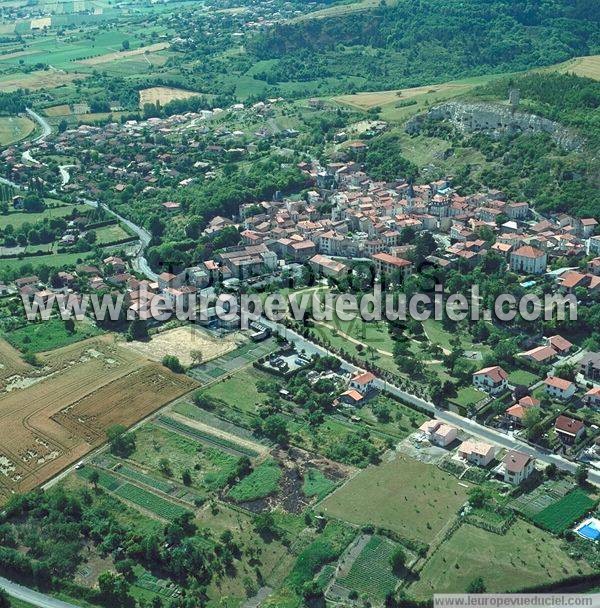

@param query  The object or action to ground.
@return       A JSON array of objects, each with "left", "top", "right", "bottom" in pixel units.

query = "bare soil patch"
[
  {"left": 138, "top": 86, "right": 202, "bottom": 108},
  {"left": 121, "top": 326, "right": 244, "bottom": 366}
]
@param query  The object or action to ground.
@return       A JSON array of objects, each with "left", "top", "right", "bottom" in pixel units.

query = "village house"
[
  {"left": 308, "top": 254, "right": 349, "bottom": 280},
  {"left": 580, "top": 353, "right": 600, "bottom": 382},
  {"left": 472, "top": 366, "right": 508, "bottom": 395},
  {"left": 418, "top": 420, "right": 457, "bottom": 447},
  {"left": 505, "top": 395, "right": 541, "bottom": 426},
  {"left": 458, "top": 440, "right": 495, "bottom": 467},
  {"left": 584, "top": 387, "right": 600, "bottom": 408},
  {"left": 518, "top": 345, "right": 557, "bottom": 365},
  {"left": 349, "top": 371, "right": 376, "bottom": 396},
  {"left": 509, "top": 246, "right": 547, "bottom": 275},
  {"left": 371, "top": 252, "right": 412, "bottom": 280},
  {"left": 337, "top": 389, "right": 365, "bottom": 406},
  {"left": 544, "top": 376, "right": 576, "bottom": 401},
  {"left": 546, "top": 335, "right": 573, "bottom": 356},
  {"left": 503, "top": 451, "right": 536, "bottom": 485},
  {"left": 216, "top": 244, "right": 278, "bottom": 280},
  {"left": 554, "top": 415, "right": 585, "bottom": 445}
]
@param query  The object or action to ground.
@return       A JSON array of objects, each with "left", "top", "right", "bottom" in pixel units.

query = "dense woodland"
[{"left": 247, "top": 0, "right": 600, "bottom": 92}]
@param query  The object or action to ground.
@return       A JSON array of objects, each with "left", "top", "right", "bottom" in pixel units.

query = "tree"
[
  {"left": 467, "top": 577, "right": 486, "bottom": 593},
  {"left": 0, "top": 589, "right": 10, "bottom": 608},
  {"left": 107, "top": 424, "right": 136, "bottom": 458},
  {"left": 182, "top": 469, "right": 192, "bottom": 486},
  {"left": 89, "top": 469, "right": 100, "bottom": 490},
  {"left": 261, "top": 414, "right": 289, "bottom": 445},
  {"left": 576, "top": 464, "right": 588, "bottom": 486},
  {"left": 162, "top": 355, "right": 184, "bottom": 373},
  {"left": 127, "top": 319, "right": 149, "bottom": 341},
  {"left": 190, "top": 349, "right": 203, "bottom": 367},
  {"left": 121, "top": 39, "right": 130, "bottom": 51},
  {"left": 390, "top": 547, "right": 406, "bottom": 574},
  {"left": 64, "top": 318, "right": 75, "bottom": 334},
  {"left": 545, "top": 463, "right": 557, "bottom": 479},
  {"left": 58, "top": 119, "right": 68, "bottom": 133}
]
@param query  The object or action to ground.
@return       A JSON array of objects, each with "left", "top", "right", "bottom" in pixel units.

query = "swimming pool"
[{"left": 575, "top": 518, "right": 600, "bottom": 541}]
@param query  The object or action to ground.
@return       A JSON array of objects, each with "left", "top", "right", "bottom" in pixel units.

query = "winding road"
[{"left": 0, "top": 577, "right": 80, "bottom": 608}]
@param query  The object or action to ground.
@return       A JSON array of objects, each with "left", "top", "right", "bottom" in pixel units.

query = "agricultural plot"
[
  {"left": 302, "top": 467, "right": 337, "bottom": 501},
  {"left": 158, "top": 412, "right": 263, "bottom": 457},
  {"left": 0, "top": 202, "right": 86, "bottom": 230},
  {"left": 0, "top": 338, "right": 197, "bottom": 501},
  {"left": 510, "top": 479, "right": 575, "bottom": 518},
  {"left": 126, "top": 423, "right": 240, "bottom": 494},
  {"left": 77, "top": 466, "right": 122, "bottom": 491},
  {"left": 0, "top": 115, "right": 35, "bottom": 145},
  {"left": 532, "top": 489, "right": 596, "bottom": 534},
  {"left": 227, "top": 459, "right": 282, "bottom": 503},
  {"left": 548, "top": 54, "right": 600, "bottom": 80},
  {"left": 94, "top": 223, "right": 133, "bottom": 245},
  {"left": 319, "top": 454, "right": 470, "bottom": 543},
  {"left": 0, "top": 337, "right": 31, "bottom": 388},
  {"left": 0, "top": 70, "right": 84, "bottom": 92},
  {"left": 336, "top": 535, "right": 400, "bottom": 602},
  {"left": 114, "top": 483, "right": 190, "bottom": 520},
  {"left": 78, "top": 42, "right": 169, "bottom": 66},
  {"left": 410, "top": 520, "right": 592, "bottom": 597}
]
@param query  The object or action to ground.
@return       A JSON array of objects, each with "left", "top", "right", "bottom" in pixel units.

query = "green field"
[
  {"left": 202, "top": 367, "right": 273, "bottom": 413},
  {"left": 508, "top": 368, "right": 542, "bottom": 387},
  {"left": 410, "top": 520, "right": 592, "bottom": 597},
  {"left": 77, "top": 466, "right": 123, "bottom": 491},
  {"left": 228, "top": 459, "right": 282, "bottom": 503},
  {"left": 114, "top": 483, "right": 190, "bottom": 520},
  {"left": 0, "top": 115, "right": 35, "bottom": 145},
  {"left": 0, "top": 251, "right": 92, "bottom": 273},
  {"left": 128, "top": 424, "right": 241, "bottom": 494},
  {"left": 532, "top": 489, "right": 596, "bottom": 534},
  {"left": 337, "top": 535, "right": 400, "bottom": 601},
  {"left": 94, "top": 223, "right": 133, "bottom": 244},
  {"left": 4, "top": 318, "right": 103, "bottom": 353},
  {"left": 319, "top": 454, "right": 470, "bottom": 543},
  {"left": 302, "top": 468, "right": 337, "bottom": 501},
  {"left": 0, "top": 202, "right": 85, "bottom": 229}
]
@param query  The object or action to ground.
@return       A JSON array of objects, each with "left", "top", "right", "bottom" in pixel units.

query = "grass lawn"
[
  {"left": 337, "top": 535, "right": 400, "bottom": 602},
  {"left": 318, "top": 454, "right": 470, "bottom": 543},
  {"left": 409, "top": 520, "right": 592, "bottom": 598},
  {"left": 94, "top": 223, "right": 133, "bottom": 244},
  {"left": 4, "top": 318, "right": 103, "bottom": 353},
  {"left": 0, "top": 251, "right": 92, "bottom": 273},
  {"left": 449, "top": 386, "right": 486, "bottom": 408},
  {"left": 202, "top": 367, "right": 273, "bottom": 414},
  {"left": 508, "top": 368, "right": 541, "bottom": 387},
  {"left": 228, "top": 458, "right": 282, "bottom": 503}
]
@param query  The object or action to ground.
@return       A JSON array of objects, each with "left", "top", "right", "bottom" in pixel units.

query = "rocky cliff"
[{"left": 405, "top": 101, "right": 583, "bottom": 151}]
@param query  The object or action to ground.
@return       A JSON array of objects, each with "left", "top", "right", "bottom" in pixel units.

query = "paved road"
[
  {"left": 0, "top": 576, "right": 81, "bottom": 608},
  {"left": 79, "top": 198, "right": 157, "bottom": 281},
  {"left": 261, "top": 317, "right": 600, "bottom": 486},
  {"left": 26, "top": 107, "right": 52, "bottom": 143}
]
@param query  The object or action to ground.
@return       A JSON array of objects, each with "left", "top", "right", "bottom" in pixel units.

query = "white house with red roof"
[
  {"left": 349, "top": 371, "right": 376, "bottom": 395},
  {"left": 418, "top": 420, "right": 457, "bottom": 447},
  {"left": 546, "top": 335, "right": 573, "bottom": 355},
  {"left": 505, "top": 395, "right": 540, "bottom": 426},
  {"left": 584, "top": 387, "right": 600, "bottom": 409},
  {"left": 473, "top": 366, "right": 508, "bottom": 395},
  {"left": 554, "top": 415, "right": 585, "bottom": 444},
  {"left": 509, "top": 245, "right": 547, "bottom": 275},
  {"left": 544, "top": 376, "right": 576, "bottom": 401},
  {"left": 458, "top": 440, "right": 495, "bottom": 466},
  {"left": 503, "top": 450, "right": 536, "bottom": 485}
]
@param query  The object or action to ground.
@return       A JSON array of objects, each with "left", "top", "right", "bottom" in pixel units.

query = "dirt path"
[{"left": 165, "top": 412, "right": 269, "bottom": 456}]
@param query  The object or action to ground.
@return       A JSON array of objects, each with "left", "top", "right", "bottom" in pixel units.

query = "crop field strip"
[
  {"left": 157, "top": 414, "right": 261, "bottom": 458},
  {"left": 531, "top": 489, "right": 597, "bottom": 533},
  {"left": 114, "top": 483, "right": 191, "bottom": 521}
]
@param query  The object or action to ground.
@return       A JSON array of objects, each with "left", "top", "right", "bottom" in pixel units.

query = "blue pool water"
[{"left": 577, "top": 523, "right": 600, "bottom": 541}]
